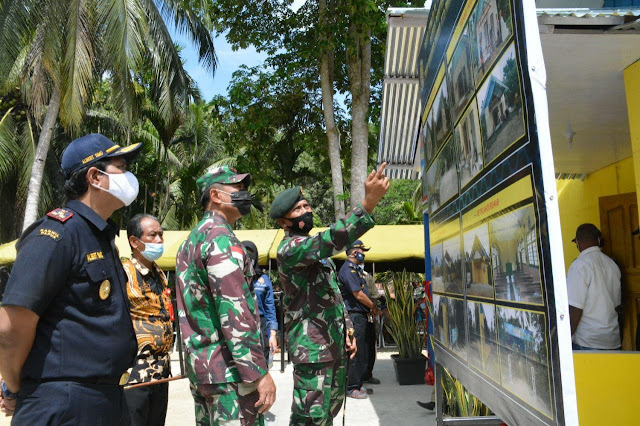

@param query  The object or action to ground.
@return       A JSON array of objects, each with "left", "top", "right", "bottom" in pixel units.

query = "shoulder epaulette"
[{"left": 46, "top": 208, "right": 74, "bottom": 223}]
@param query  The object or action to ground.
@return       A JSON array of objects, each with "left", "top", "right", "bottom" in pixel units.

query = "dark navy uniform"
[
  {"left": 338, "top": 259, "right": 371, "bottom": 392},
  {"left": 2, "top": 200, "right": 137, "bottom": 425}
]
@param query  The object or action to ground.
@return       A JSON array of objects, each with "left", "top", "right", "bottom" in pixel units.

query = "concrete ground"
[{"left": 0, "top": 348, "right": 437, "bottom": 426}]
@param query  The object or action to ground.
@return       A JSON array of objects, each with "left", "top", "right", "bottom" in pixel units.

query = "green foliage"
[
  {"left": 502, "top": 57, "right": 519, "bottom": 107},
  {"left": 372, "top": 179, "right": 422, "bottom": 224},
  {"left": 441, "top": 367, "right": 492, "bottom": 418},
  {"left": 378, "top": 269, "right": 423, "bottom": 359}
]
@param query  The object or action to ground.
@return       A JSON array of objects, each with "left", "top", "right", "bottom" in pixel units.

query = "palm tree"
[{"left": 0, "top": 0, "right": 217, "bottom": 230}]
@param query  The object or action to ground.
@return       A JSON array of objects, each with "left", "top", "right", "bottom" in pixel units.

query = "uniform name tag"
[
  {"left": 39, "top": 228, "right": 60, "bottom": 240},
  {"left": 86, "top": 251, "right": 104, "bottom": 262}
]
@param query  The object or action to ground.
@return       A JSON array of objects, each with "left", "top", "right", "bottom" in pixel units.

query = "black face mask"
[
  {"left": 288, "top": 211, "right": 314, "bottom": 234},
  {"left": 220, "top": 190, "right": 253, "bottom": 216}
]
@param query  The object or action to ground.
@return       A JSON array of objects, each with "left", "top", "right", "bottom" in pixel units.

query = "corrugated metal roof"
[
  {"left": 377, "top": 7, "right": 640, "bottom": 181},
  {"left": 537, "top": 8, "right": 640, "bottom": 18},
  {"left": 378, "top": 8, "right": 428, "bottom": 180}
]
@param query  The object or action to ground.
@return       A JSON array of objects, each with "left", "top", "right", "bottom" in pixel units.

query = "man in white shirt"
[{"left": 566, "top": 223, "right": 622, "bottom": 350}]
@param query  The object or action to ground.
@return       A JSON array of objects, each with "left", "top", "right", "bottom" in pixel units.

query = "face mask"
[
  {"left": 139, "top": 242, "right": 164, "bottom": 261},
  {"left": 355, "top": 252, "right": 365, "bottom": 263},
  {"left": 218, "top": 190, "right": 253, "bottom": 216},
  {"left": 358, "top": 263, "right": 365, "bottom": 270},
  {"left": 94, "top": 170, "right": 139, "bottom": 206},
  {"left": 288, "top": 211, "right": 313, "bottom": 234}
]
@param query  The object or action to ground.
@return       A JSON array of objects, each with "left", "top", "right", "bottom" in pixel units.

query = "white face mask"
[{"left": 93, "top": 170, "right": 139, "bottom": 206}]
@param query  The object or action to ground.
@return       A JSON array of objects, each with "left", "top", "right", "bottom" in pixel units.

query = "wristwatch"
[{"left": 1, "top": 380, "right": 19, "bottom": 399}]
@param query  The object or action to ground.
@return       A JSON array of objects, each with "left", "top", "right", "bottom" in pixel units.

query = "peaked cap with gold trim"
[{"left": 61, "top": 133, "right": 142, "bottom": 175}]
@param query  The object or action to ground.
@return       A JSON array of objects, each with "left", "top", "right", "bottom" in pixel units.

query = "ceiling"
[{"left": 542, "top": 32, "right": 640, "bottom": 174}]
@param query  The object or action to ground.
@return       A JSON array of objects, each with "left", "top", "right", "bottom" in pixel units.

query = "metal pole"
[{"left": 436, "top": 362, "right": 444, "bottom": 426}]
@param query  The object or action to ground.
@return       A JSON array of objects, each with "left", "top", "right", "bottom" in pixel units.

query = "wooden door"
[{"left": 599, "top": 192, "right": 640, "bottom": 350}]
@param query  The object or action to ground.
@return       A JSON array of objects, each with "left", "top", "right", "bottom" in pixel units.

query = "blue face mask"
[
  {"left": 358, "top": 264, "right": 365, "bottom": 270},
  {"left": 140, "top": 242, "right": 164, "bottom": 261},
  {"left": 355, "top": 252, "right": 365, "bottom": 263}
]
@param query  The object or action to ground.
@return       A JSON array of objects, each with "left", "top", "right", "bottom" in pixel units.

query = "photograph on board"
[
  {"left": 424, "top": 135, "right": 458, "bottom": 212},
  {"left": 431, "top": 243, "right": 445, "bottom": 293},
  {"left": 443, "top": 234, "right": 463, "bottom": 294},
  {"left": 432, "top": 76, "right": 453, "bottom": 152},
  {"left": 446, "top": 297, "right": 468, "bottom": 360},
  {"left": 432, "top": 293, "right": 444, "bottom": 344},
  {"left": 424, "top": 157, "right": 440, "bottom": 213},
  {"left": 468, "top": 301, "right": 500, "bottom": 382},
  {"left": 448, "top": 23, "right": 476, "bottom": 123},
  {"left": 488, "top": 204, "right": 543, "bottom": 304},
  {"left": 469, "top": 0, "right": 514, "bottom": 83},
  {"left": 497, "top": 306, "right": 553, "bottom": 419},
  {"left": 424, "top": 110, "right": 436, "bottom": 163},
  {"left": 477, "top": 42, "right": 525, "bottom": 166},
  {"left": 456, "top": 98, "right": 483, "bottom": 189},
  {"left": 463, "top": 223, "right": 494, "bottom": 298}
]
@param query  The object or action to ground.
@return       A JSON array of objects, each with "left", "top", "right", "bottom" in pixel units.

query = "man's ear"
[
  {"left": 129, "top": 235, "right": 143, "bottom": 252},
  {"left": 209, "top": 187, "right": 222, "bottom": 204},
  {"left": 86, "top": 166, "right": 102, "bottom": 187}
]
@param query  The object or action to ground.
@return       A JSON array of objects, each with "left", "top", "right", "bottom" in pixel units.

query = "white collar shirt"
[{"left": 566, "top": 246, "right": 621, "bottom": 349}]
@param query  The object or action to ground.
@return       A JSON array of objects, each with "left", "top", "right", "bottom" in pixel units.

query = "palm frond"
[{"left": 59, "top": 0, "right": 96, "bottom": 130}]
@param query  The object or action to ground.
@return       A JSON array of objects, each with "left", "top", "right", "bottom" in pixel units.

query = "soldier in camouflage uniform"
[
  {"left": 270, "top": 163, "right": 389, "bottom": 425},
  {"left": 175, "top": 166, "right": 276, "bottom": 426}
]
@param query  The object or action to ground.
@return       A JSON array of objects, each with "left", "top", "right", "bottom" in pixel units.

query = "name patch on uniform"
[
  {"left": 39, "top": 228, "right": 61, "bottom": 241},
  {"left": 86, "top": 251, "right": 104, "bottom": 262}
]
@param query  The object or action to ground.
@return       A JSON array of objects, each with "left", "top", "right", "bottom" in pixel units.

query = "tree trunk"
[
  {"left": 22, "top": 87, "right": 62, "bottom": 231},
  {"left": 348, "top": 19, "right": 372, "bottom": 209},
  {"left": 319, "top": 0, "right": 345, "bottom": 219}
]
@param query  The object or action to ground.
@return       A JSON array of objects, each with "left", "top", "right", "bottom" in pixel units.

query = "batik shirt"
[
  {"left": 175, "top": 211, "right": 267, "bottom": 384},
  {"left": 122, "top": 257, "right": 174, "bottom": 384},
  {"left": 276, "top": 205, "right": 375, "bottom": 364}
]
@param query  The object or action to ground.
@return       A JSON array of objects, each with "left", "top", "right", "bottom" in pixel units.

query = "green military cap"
[
  {"left": 270, "top": 186, "right": 306, "bottom": 219},
  {"left": 197, "top": 165, "right": 251, "bottom": 198}
]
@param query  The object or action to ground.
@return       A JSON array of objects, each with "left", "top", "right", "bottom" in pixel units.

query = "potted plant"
[{"left": 381, "top": 269, "right": 427, "bottom": 385}]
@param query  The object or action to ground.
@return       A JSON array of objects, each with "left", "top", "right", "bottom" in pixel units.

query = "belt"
[
  {"left": 348, "top": 311, "right": 368, "bottom": 315},
  {"left": 26, "top": 372, "right": 129, "bottom": 386}
]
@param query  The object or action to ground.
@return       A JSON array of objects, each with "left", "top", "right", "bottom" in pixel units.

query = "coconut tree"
[{"left": 0, "top": 0, "right": 217, "bottom": 230}]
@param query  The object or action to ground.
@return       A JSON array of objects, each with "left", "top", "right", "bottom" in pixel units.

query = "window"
[{"left": 526, "top": 231, "right": 539, "bottom": 266}]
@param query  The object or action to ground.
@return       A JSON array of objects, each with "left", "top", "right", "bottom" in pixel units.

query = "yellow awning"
[
  {"left": 267, "top": 224, "right": 425, "bottom": 262},
  {"left": 0, "top": 225, "right": 424, "bottom": 269}
]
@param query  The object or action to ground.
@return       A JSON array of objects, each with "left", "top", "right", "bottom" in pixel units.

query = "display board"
[{"left": 419, "top": 1, "right": 578, "bottom": 425}]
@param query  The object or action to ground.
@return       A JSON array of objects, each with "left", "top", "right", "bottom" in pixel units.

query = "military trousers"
[
  {"left": 290, "top": 358, "right": 346, "bottom": 426},
  {"left": 190, "top": 381, "right": 263, "bottom": 426}
]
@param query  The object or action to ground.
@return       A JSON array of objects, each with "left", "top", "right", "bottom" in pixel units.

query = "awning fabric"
[{"left": 0, "top": 225, "right": 424, "bottom": 270}]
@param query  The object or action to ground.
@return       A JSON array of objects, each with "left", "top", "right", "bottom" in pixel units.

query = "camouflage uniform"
[
  {"left": 276, "top": 205, "right": 375, "bottom": 425},
  {"left": 176, "top": 211, "right": 267, "bottom": 426}
]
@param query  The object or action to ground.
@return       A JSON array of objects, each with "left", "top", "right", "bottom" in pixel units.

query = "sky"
[{"left": 171, "top": 0, "right": 306, "bottom": 101}]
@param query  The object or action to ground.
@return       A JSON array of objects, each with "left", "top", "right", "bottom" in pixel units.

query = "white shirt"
[{"left": 566, "top": 246, "right": 621, "bottom": 349}]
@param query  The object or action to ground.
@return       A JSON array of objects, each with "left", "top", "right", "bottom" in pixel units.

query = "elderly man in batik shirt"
[{"left": 122, "top": 214, "right": 174, "bottom": 426}]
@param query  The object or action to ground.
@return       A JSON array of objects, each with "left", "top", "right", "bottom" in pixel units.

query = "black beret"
[{"left": 270, "top": 186, "right": 305, "bottom": 220}]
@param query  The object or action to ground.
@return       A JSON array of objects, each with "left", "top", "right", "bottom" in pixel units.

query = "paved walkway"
[{"left": 1, "top": 349, "right": 437, "bottom": 425}]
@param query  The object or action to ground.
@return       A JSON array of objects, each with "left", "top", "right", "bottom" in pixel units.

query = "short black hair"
[
  {"left": 127, "top": 214, "right": 160, "bottom": 247},
  {"left": 63, "top": 159, "right": 110, "bottom": 200}
]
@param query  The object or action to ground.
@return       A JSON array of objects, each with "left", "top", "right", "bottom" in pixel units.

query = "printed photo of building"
[
  {"left": 464, "top": 223, "right": 493, "bottom": 298},
  {"left": 448, "top": 25, "right": 476, "bottom": 122},
  {"left": 497, "top": 306, "right": 552, "bottom": 419},
  {"left": 431, "top": 242, "right": 444, "bottom": 293},
  {"left": 469, "top": 0, "right": 513, "bottom": 82},
  {"left": 488, "top": 204, "right": 543, "bottom": 304},
  {"left": 456, "top": 98, "right": 484, "bottom": 188},
  {"left": 477, "top": 43, "right": 525, "bottom": 166},
  {"left": 468, "top": 301, "right": 500, "bottom": 382},
  {"left": 443, "top": 234, "right": 463, "bottom": 294},
  {"left": 432, "top": 76, "right": 453, "bottom": 151}
]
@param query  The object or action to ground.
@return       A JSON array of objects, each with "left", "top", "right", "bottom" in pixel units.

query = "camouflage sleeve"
[
  {"left": 278, "top": 205, "right": 374, "bottom": 268},
  {"left": 206, "top": 236, "right": 267, "bottom": 382}
]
